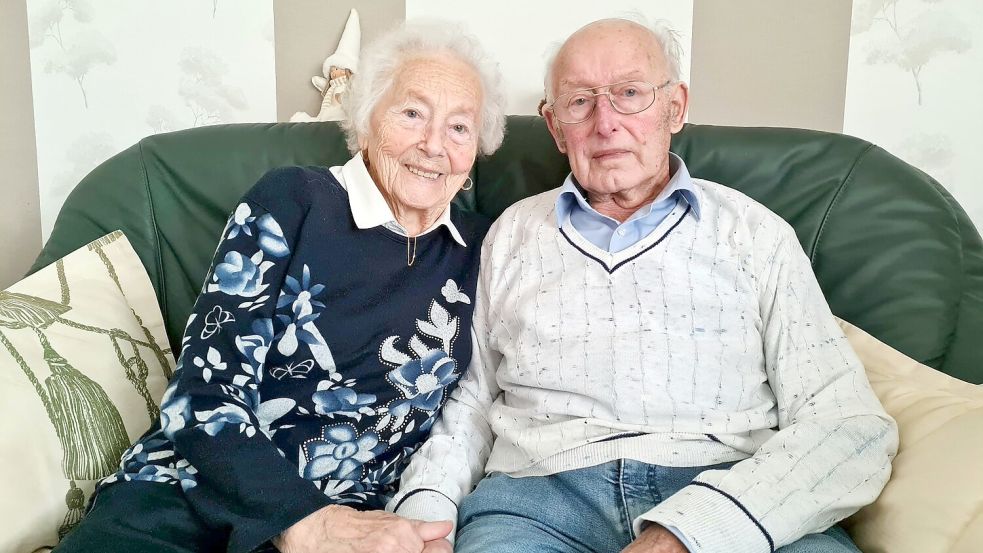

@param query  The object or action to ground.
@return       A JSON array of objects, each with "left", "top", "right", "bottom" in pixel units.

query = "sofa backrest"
[{"left": 32, "top": 117, "right": 983, "bottom": 383}]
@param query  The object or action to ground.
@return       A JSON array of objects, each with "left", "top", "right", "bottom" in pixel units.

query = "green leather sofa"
[{"left": 31, "top": 116, "right": 983, "bottom": 384}]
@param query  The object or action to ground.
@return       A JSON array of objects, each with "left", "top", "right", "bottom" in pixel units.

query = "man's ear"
[
  {"left": 544, "top": 108, "right": 567, "bottom": 153},
  {"left": 668, "top": 81, "right": 690, "bottom": 133}
]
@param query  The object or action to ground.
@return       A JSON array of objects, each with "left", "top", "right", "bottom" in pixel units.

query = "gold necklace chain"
[{"left": 406, "top": 234, "right": 417, "bottom": 267}]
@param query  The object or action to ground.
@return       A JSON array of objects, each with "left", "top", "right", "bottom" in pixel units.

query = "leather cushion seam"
[
  {"left": 809, "top": 142, "right": 874, "bottom": 264},
  {"left": 137, "top": 139, "right": 167, "bottom": 329}
]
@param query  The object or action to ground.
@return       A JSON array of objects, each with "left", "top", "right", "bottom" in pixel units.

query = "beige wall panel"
[
  {"left": 274, "top": 0, "right": 405, "bottom": 122},
  {"left": 0, "top": 0, "right": 42, "bottom": 288},
  {"left": 688, "top": 0, "right": 853, "bottom": 132}
]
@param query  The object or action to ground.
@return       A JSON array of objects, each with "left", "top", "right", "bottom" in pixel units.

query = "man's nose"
[{"left": 592, "top": 94, "right": 620, "bottom": 136}]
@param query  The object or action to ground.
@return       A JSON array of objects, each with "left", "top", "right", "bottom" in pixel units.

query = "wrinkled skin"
[
  {"left": 274, "top": 504, "right": 453, "bottom": 553},
  {"left": 544, "top": 19, "right": 689, "bottom": 223},
  {"left": 360, "top": 53, "right": 482, "bottom": 235}
]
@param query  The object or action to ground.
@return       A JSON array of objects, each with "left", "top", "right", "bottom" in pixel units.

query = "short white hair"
[
  {"left": 543, "top": 17, "right": 685, "bottom": 100},
  {"left": 341, "top": 21, "right": 507, "bottom": 156}
]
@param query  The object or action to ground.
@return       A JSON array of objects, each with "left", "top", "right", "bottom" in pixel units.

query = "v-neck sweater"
[{"left": 393, "top": 179, "right": 897, "bottom": 553}]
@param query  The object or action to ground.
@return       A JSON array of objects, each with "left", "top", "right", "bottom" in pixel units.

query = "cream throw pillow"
[
  {"left": 838, "top": 318, "right": 983, "bottom": 553},
  {"left": 0, "top": 232, "right": 174, "bottom": 552}
]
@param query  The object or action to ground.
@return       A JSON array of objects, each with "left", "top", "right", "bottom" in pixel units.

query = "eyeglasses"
[{"left": 543, "top": 80, "right": 674, "bottom": 124}]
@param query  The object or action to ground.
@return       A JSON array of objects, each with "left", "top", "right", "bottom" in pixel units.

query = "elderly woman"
[{"left": 55, "top": 22, "right": 506, "bottom": 553}]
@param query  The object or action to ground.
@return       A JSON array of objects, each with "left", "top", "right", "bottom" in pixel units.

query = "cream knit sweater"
[{"left": 391, "top": 179, "right": 898, "bottom": 552}]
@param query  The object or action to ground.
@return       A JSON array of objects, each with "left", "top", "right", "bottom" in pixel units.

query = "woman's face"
[{"left": 360, "top": 54, "right": 482, "bottom": 228}]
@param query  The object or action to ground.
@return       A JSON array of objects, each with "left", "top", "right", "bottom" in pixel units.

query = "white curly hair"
[{"left": 340, "top": 21, "right": 507, "bottom": 157}]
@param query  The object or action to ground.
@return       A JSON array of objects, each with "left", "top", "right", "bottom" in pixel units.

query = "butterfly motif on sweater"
[
  {"left": 200, "top": 305, "right": 235, "bottom": 339},
  {"left": 270, "top": 359, "right": 315, "bottom": 380},
  {"left": 440, "top": 279, "right": 471, "bottom": 305}
]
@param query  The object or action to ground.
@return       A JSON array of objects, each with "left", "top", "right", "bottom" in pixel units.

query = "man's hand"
[
  {"left": 273, "top": 504, "right": 453, "bottom": 553},
  {"left": 421, "top": 538, "right": 453, "bottom": 553},
  {"left": 621, "top": 524, "right": 689, "bottom": 553}
]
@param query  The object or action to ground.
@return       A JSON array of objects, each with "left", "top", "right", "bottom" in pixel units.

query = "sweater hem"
[{"left": 489, "top": 434, "right": 750, "bottom": 478}]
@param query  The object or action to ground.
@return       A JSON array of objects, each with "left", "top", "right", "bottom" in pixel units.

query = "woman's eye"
[
  {"left": 623, "top": 87, "right": 638, "bottom": 97},
  {"left": 404, "top": 109, "right": 419, "bottom": 118},
  {"left": 452, "top": 124, "right": 469, "bottom": 134}
]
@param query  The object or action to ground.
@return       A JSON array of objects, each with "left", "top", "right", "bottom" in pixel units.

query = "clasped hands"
[
  {"left": 274, "top": 504, "right": 452, "bottom": 553},
  {"left": 274, "top": 504, "right": 685, "bottom": 553}
]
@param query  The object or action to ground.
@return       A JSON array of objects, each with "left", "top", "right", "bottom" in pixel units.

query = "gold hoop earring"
[{"left": 461, "top": 177, "right": 474, "bottom": 191}]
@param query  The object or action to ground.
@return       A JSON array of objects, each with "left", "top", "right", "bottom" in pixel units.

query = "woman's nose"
[{"left": 419, "top": 124, "right": 445, "bottom": 157}]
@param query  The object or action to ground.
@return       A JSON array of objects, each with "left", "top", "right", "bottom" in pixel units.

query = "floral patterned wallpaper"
[
  {"left": 845, "top": 0, "right": 982, "bottom": 229},
  {"left": 27, "top": 0, "right": 276, "bottom": 239}
]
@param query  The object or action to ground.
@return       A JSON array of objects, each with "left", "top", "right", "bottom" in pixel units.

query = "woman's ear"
[{"left": 358, "top": 140, "right": 369, "bottom": 165}]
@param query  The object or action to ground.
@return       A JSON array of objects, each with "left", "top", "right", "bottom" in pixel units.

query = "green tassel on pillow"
[
  {"left": 0, "top": 291, "right": 70, "bottom": 327},
  {"left": 58, "top": 480, "right": 86, "bottom": 540},
  {"left": 36, "top": 329, "right": 129, "bottom": 479}
]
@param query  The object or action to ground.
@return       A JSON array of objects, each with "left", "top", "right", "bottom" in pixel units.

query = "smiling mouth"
[{"left": 406, "top": 165, "right": 441, "bottom": 180}]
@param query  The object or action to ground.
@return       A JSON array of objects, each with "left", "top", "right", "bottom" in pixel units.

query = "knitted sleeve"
[
  {"left": 159, "top": 170, "right": 333, "bottom": 553},
  {"left": 637, "top": 225, "right": 899, "bottom": 553},
  {"left": 386, "top": 236, "right": 503, "bottom": 542}
]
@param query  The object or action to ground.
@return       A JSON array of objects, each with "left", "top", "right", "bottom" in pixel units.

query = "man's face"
[{"left": 545, "top": 22, "right": 689, "bottom": 197}]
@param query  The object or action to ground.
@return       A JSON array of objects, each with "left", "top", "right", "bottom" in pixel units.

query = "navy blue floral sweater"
[{"left": 97, "top": 166, "right": 487, "bottom": 552}]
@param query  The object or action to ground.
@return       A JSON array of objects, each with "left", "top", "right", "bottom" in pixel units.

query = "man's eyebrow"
[{"left": 558, "top": 71, "right": 649, "bottom": 90}]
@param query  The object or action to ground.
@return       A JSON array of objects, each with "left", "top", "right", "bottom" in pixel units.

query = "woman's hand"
[{"left": 273, "top": 504, "right": 453, "bottom": 553}]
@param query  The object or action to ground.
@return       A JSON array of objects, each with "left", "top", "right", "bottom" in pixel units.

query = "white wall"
[
  {"left": 406, "top": 0, "right": 693, "bottom": 116},
  {"left": 845, "top": 0, "right": 983, "bottom": 227},
  {"left": 27, "top": 0, "right": 277, "bottom": 239}
]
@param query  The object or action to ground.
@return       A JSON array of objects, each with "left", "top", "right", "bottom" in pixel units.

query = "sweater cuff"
[
  {"left": 663, "top": 524, "right": 697, "bottom": 552},
  {"left": 635, "top": 482, "right": 774, "bottom": 553},
  {"left": 392, "top": 489, "right": 459, "bottom": 543},
  {"left": 227, "top": 483, "right": 332, "bottom": 553}
]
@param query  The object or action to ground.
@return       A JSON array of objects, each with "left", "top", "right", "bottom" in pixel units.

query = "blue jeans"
[{"left": 456, "top": 460, "right": 860, "bottom": 553}]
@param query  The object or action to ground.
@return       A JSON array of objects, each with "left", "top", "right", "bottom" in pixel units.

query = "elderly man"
[{"left": 389, "top": 18, "right": 898, "bottom": 553}]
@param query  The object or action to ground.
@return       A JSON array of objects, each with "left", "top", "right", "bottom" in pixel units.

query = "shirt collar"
[
  {"left": 331, "top": 151, "right": 467, "bottom": 246},
  {"left": 554, "top": 151, "right": 702, "bottom": 227}
]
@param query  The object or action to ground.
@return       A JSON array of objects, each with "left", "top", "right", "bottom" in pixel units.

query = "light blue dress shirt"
[{"left": 554, "top": 152, "right": 701, "bottom": 252}]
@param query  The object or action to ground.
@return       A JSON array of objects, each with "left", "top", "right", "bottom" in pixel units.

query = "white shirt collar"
[{"left": 328, "top": 151, "right": 467, "bottom": 247}]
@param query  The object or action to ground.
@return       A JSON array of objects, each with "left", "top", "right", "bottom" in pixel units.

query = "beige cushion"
[
  {"left": 838, "top": 318, "right": 983, "bottom": 553},
  {"left": 0, "top": 232, "right": 174, "bottom": 552}
]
